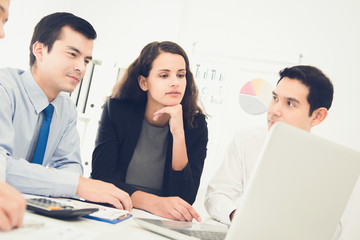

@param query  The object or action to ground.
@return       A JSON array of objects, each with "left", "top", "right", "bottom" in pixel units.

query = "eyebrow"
[
  {"left": 272, "top": 91, "right": 300, "bottom": 104},
  {"left": 287, "top": 97, "right": 300, "bottom": 104},
  {"left": 156, "top": 69, "right": 186, "bottom": 72},
  {"left": 67, "top": 46, "right": 92, "bottom": 60}
]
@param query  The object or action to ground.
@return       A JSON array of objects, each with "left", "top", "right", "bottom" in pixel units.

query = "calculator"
[{"left": 26, "top": 198, "right": 99, "bottom": 219}]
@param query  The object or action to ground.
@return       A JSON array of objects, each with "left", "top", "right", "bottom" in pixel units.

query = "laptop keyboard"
[{"left": 174, "top": 229, "right": 226, "bottom": 240}]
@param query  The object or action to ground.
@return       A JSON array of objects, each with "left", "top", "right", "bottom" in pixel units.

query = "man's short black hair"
[
  {"left": 29, "top": 12, "right": 97, "bottom": 67},
  {"left": 277, "top": 65, "right": 334, "bottom": 116}
]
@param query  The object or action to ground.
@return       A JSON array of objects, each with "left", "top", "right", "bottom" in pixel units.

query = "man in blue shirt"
[
  {"left": 0, "top": 0, "right": 26, "bottom": 231},
  {"left": 0, "top": 12, "right": 132, "bottom": 211}
]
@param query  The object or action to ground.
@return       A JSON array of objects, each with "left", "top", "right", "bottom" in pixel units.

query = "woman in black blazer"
[{"left": 91, "top": 41, "right": 208, "bottom": 222}]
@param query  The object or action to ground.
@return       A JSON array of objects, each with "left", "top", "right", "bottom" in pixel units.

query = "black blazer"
[{"left": 91, "top": 98, "right": 208, "bottom": 204}]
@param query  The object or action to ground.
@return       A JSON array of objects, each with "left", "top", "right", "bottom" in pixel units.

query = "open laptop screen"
[{"left": 226, "top": 122, "right": 360, "bottom": 240}]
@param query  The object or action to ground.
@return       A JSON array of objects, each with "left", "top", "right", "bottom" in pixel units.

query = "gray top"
[{"left": 125, "top": 119, "right": 169, "bottom": 195}]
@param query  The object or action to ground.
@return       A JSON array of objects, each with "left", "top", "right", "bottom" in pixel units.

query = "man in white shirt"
[{"left": 205, "top": 65, "right": 334, "bottom": 224}]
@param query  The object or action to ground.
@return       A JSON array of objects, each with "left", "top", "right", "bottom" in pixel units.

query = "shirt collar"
[{"left": 21, "top": 69, "right": 59, "bottom": 117}]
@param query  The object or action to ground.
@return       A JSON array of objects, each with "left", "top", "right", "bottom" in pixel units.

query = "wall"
[
  {"left": 0, "top": 0, "right": 184, "bottom": 68},
  {"left": 178, "top": 0, "right": 360, "bottom": 188}
]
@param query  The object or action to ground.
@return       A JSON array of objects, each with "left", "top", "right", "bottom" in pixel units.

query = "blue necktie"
[{"left": 32, "top": 104, "right": 54, "bottom": 165}]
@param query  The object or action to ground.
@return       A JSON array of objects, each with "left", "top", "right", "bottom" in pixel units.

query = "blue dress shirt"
[
  {"left": 0, "top": 152, "right": 5, "bottom": 181},
  {"left": 0, "top": 68, "right": 83, "bottom": 197}
]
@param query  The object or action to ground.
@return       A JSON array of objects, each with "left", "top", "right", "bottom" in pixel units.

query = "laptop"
[
  {"left": 135, "top": 122, "right": 360, "bottom": 240},
  {"left": 134, "top": 218, "right": 228, "bottom": 240}
]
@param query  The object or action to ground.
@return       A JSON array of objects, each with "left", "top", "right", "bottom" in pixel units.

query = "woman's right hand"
[{"left": 131, "top": 191, "right": 201, "bottom": 222}]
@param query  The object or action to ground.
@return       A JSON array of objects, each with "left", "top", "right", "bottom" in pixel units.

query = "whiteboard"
[{"left": 191, "top": 52, "right": 298, "bottom": 188}]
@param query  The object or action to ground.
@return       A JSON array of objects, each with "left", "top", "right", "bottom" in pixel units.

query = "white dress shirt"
[{"left": 204, "top": 126, "right": 267, "bottom": 224}]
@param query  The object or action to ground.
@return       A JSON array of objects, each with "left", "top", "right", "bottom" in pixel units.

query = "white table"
[
  {"left": 0, "top": 188, "right": 219, "bottom": 240},
  {"left": 1, "top": 208, "right": 178, "bottom": 240}
]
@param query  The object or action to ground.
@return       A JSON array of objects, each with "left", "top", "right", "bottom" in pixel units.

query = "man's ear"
[
  {"left": 138, "top": 75, "right": 148, "bottom": 91},
  {"left": 310, "top": 107, "right": 328, "bottom": 127},
  {"left": 32, "top": 41, "right": 45, "bottom": 63}
]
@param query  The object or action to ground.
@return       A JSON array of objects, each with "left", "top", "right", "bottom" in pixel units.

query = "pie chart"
[{"left": 239, "top": 79, "right": 273, "bottom": 115}]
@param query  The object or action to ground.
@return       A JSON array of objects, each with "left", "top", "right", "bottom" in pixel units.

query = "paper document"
[{"left": 52, "top": 198, "right": 132, "bottom": 224}]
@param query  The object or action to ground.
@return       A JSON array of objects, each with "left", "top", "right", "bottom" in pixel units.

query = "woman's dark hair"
[{"left": 112, "top": 41, "right": 205, "bottom": 127}]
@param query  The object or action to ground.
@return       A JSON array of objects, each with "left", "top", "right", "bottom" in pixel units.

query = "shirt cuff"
[
  {"left": 205, "top": 195, "right": 237, "bottom": 225},
  {"left": 52, "top": 170, "right": 80, "bottom": 197},
  {"left": 219, "top": 203, "right": 237, "bottom": 225}
]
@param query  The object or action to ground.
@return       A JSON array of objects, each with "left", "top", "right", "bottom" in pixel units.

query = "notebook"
[{"left": 135, "top": 122, "right": 360, "bottom": 240}]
